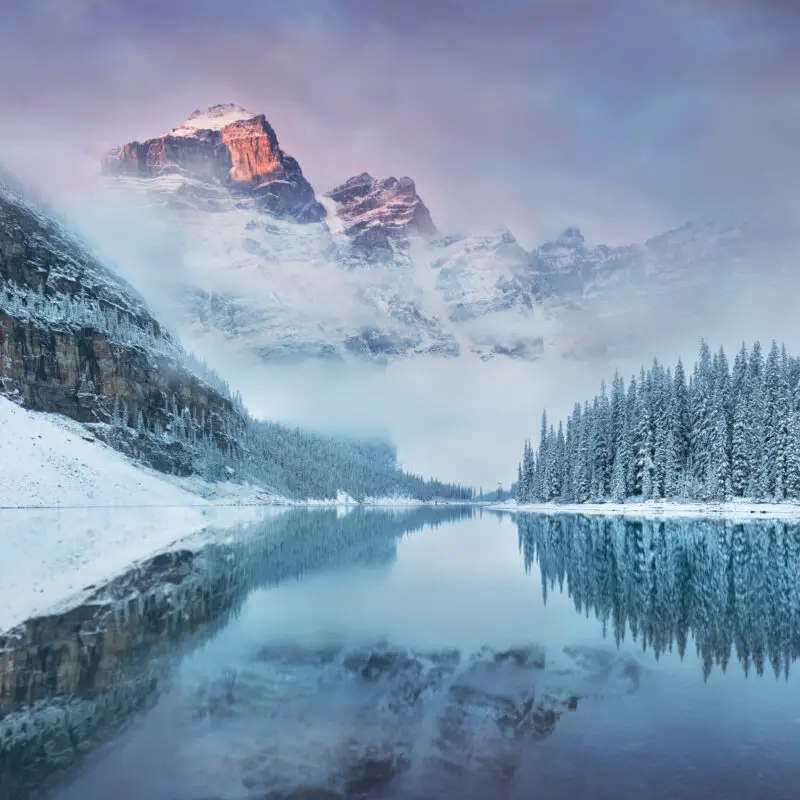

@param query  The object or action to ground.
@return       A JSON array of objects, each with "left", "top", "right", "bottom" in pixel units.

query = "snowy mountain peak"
[
  {"left": 169, "top": 103, "right": 258, "bottom": 137},
  {"left": 535, "top": 227, "right": 596, "bottom": 270}
]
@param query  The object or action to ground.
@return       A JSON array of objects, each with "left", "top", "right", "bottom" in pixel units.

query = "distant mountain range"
[{"left": 99, "top": 103, "right": 798, "bottom": 365}]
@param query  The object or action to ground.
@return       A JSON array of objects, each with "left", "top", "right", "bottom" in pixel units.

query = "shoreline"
[
  {"left": 488, "top": 500, "right": 800, "bottom": 520},
  {"left": 0, "top": 500, "right": 475, "bottom": 635}
]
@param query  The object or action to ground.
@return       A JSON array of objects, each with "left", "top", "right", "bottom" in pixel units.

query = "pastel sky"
[{"left": 1, "top": 0, "right": 798, "bottom": 246}]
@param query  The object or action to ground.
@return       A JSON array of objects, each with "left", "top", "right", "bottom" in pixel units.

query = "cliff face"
[
  {"left": 102, "top": 104, "right": 325, "bottom": 223},
  {"left": 0, "top": 313, "right": 237, "bottom": 473},
  {"left": 104, "top": 136, "right": 232, "bottom": 182},
  {"left": 0, "top": 180, "right": 237, "bottom": 474}
]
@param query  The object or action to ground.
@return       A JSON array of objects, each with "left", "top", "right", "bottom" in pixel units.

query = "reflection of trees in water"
[
  {"left": 516, "top": 514, "right": 800, "bottom": 680},
  {"left": 0, "top": 505, "right": 472, "bottom": 799}
]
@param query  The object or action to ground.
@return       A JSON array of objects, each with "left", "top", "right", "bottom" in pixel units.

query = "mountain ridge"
[{"left": 96, "top": 103, "right": 797, "bottom": 367}]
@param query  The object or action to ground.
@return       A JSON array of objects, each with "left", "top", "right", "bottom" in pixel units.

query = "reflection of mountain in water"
[
  {"left": 515, "top": 514, "right": 800, "bottom": 680},
  {"left": 0, "top": 506, "right": 471, "bottom": 799},
  {"left": 217, "top": 640, "right": 640, "bottom": 799}
]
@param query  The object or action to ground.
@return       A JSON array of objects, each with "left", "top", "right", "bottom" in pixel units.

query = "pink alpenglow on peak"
[{"left": 102, "top": 104, "right": 325, "bottom": 223}]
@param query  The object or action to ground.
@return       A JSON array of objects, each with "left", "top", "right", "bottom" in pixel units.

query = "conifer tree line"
[
  {"left": 516, "top": 340, "right": 800, "bottom": 504},
  {"left": 107, "top": 390, "right": 473, "bottom": 501}
]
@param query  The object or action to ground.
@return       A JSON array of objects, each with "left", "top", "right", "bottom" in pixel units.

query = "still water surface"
[{"left": 2, "top": 507, "right": 799, "bottom": 799}]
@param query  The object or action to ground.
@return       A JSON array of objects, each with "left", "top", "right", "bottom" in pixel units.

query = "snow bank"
[
  {"left": 0, "top": 505, "right": 288, "bottom": 634},
  {"left": 0, "top": 397, "right": 206, "bottom": 509},
  {"left": 492, "top": 499, "right": 800, "bottom": 520}
]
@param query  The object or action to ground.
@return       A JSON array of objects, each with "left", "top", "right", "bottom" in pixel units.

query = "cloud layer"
[{"left": 2, "top": 0, "right": 798, "bottom": 246}]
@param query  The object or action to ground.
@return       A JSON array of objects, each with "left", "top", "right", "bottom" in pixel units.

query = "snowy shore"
[
  {"left": 0, "top": 397, "right": 462, "bottom": 633},
  {"left": 0, "top": 398, "right": 463, "bottom": 511},
  {"left": 489, "top": 499, "right": 800, "bottom": 520}
]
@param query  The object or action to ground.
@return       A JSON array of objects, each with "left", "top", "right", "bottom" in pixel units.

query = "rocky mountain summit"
[
  {"left": 102, "top": 104, "right": 324, "bottom": 223},
  {"left": 98, "top": 104, "right": 580, "bottom": 363}
]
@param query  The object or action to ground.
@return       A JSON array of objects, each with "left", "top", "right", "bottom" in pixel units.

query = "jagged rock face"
[
  {"left": 103, "top": 105, "right": 325, "bottom": 223},
  {"left": 220, "top": 115, "right": 282, "bottom": 182},
  {"left": 326, "top": 172, "right": 438, "bottom": 260},
  {"left": 0, "top": 312, "right": 230, "bottom": 472},
  {"left": 101, "top": 135, "right": 232, "bottom": 182}
]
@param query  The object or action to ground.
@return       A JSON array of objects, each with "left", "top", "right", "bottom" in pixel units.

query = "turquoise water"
[{"left": 3, "top": 508, "right": 799, "bottom": 798}]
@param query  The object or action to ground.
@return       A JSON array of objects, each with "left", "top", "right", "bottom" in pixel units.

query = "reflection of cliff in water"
[
  {"left": 515, "top": 514, "right": 800, "bottom": 680},
  {"left": 0, "top": 505, "right": 471, "bottom": 798}
]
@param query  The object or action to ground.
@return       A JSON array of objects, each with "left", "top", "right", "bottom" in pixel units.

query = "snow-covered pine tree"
[
  {"left": 730, "top": 343, "right": 750, "bottom": 496},
  {"left": 746, "top": 342, "right": 767, "bottom": 498},
  {"left": 690, "top": 341, "right": 714, "bottom": 495},
  {"left": 788, "top": 378, "right": 800, "bottom": 498},
  {"left": 763, "top": 341, "right": 791, "bottom": 499},
  {"left": 575, "top": 401, "right": 592, "bottom": 502},
  {"left": 624, "top": 377, "right": 639, "bottom": 497},
  {"left": 523, "top": 439, "right": 535, "bottom": 502},
  {"left": 532, "top": 412, "right": 548, "bottom": 500},
  {"left": 591, "top": 383, "right": 611, "bottom": 500},
  {"left": 705, "top": 347, "right": 732, "bottom": 501}
]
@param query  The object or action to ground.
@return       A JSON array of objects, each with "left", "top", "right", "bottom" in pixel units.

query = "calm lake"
[{"left": 2, "top": 506, "right": 799, "bottom": 799}]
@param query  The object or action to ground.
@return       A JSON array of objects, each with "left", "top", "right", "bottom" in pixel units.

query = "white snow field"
[
  {"left": 0, "top": 395, "right": 207, "bottom": 509},
  {"left": 493, "top": 499, "right": 800, "bottom": 520}
]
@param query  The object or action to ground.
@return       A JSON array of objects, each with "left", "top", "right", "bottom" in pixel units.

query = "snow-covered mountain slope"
[
  {"left": 167, "top": 102, "right": 259, "bottom": 136},
  {"left": 527, "top": 219, "right": 800, "bottom": 358},
  {"left": 0, "top": 395, "right": 203, "bottom": 509}
]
